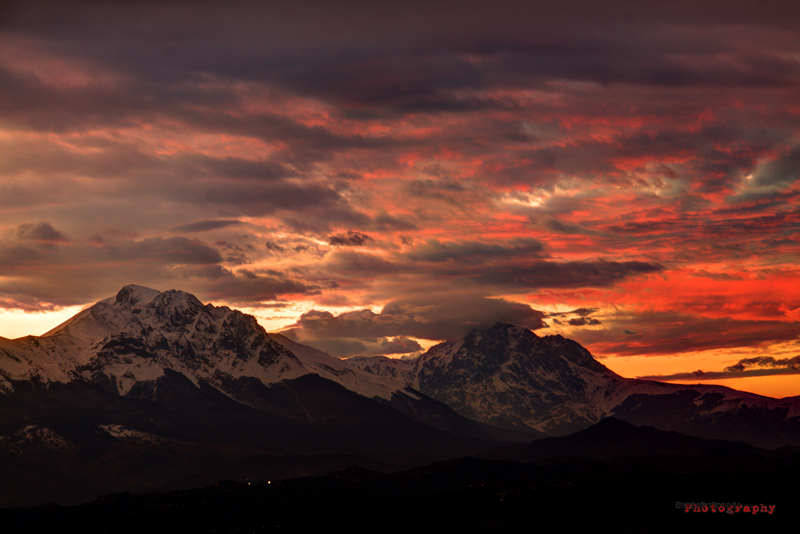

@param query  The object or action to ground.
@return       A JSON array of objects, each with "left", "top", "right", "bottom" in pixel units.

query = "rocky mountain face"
[
  {"left": 351, "top": 324, "right": 627, "bottom": 435},
  {"left": 347, "top": 323, "right": 800, "bottom": 447}
]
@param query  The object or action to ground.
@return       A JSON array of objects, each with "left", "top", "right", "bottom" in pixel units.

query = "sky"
[{"left": 1, "top": 1, "right": 800, "bottom": 397}]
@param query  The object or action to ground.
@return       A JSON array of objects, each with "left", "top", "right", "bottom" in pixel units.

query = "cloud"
[
  {"left": 638, "top": 355, "right": 800, "bottom": 381},
  {"left": 537, "top": 217, "right": 607, "bottom": 237},
  {"left": 111, "top": 237, "right": 223, "bottom": 264},
  {"left": 326, "top": 250, "right": 399, "bottom": 276},
  {"left": 378, "top": 336, "right": 423, "bottom": 354},
  {"left": 568, "top": 317, "right": 601, "bottom": 326},
  {"left": 16, "top": 222, "right": 69, "bottom": 243},
  {"left": 730, "top": 146, "right": 800, "bottom": 201},
  {"left": 407, "top": 238, "right": 546, "bottom": 263},
  {"left": 577, "top": 312, "right": 800, "bottom": 357},
  {"left": 328, "top": 230, "right": 372, "bottom": 246},
  {"left": 563, "top": 308, "right": 597, "bottom": 317},
  {"left": 725, "top": 355, "right": 800, "bottom": 373},
  {"left": 171, "top": 220, "right": 243, "bottom": 233},
  {"left": 749, "top": 146, "right": 800, "bottom": 190},
  {"left": 1, "top": 0, "right": 799, "bottom": 383},
  {"left": 265, "top": 241, "right": 285, "bottom": 253},
  {"left": 474, "top": 260, "right": 663, "bottom": 289},
  {"left": 194, "top": 266, "right": 322, "bottom": 304},
  {"left": 281, "top": 292, "right": 547, "bottom": 357}
]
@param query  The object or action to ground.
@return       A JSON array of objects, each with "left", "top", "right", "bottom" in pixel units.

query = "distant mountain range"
[{"left": 1, "top": 285, "right": 799, "bottom": 507}]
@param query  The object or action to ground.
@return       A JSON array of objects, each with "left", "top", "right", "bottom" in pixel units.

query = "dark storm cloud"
[
  {"left": 326, "top": 250, "right": 399, "bottom": 276},
  {"left": 0, "top": 134, "right": 353, "bottom": 227},
  {"left": 691, "top": 270, "right": 742, "bottom": 281},
  {"left": 638, "top": 355, "right": 800, "bottom": 381},
  {"left": 563, "top": 308, "right": 597, "bottom": 317},
  {"left": 87, "top": 227, "right": 141, "bottom": 244},
  {"left": 608, "top": 219, "right": 686, "bottom": 236},
  {"left": 538, "top": 217, "right": 606, "bottom": 237},
  {"left": 0, "top": 244, "right": 49, "bottom": 271},
  {"left": 568, "top": 317, "right": 601, "bottom": 326},
  {"left": 729, "top": 145, "right": 800, "bottom": 202},
  {"left": 171, "top": 220, "right": 243, "bottom": 233},
  {"left": 0, "top": 234, "right": 226, "bottom": 309},
  {"left": 580, "top": 312, "right": 800, "bottom": 356},
  {"left": 16, "top": 222, "right": 68, "bottom": 243},
  {"left": 407, "top": 238, "right": 545, "bottom": 263},
  {"left": 192, "top": 266, "right": 322, "bottom": 304},
  {"left": 726, "top": 355, "right": 800, "bottom": 373},
  {"left": 405, "top": 179, "right": 471, "bottom": 204},
  {"left": 321, "top": 243, "right": 661, "bottom": 293},
  {"left": 107, "top": 237, "right": 223, "bottom": 264},
  {"left": 0, "top": 59, "right": 410, "bottom": 156},
  {"left": 265, "top": 241, "right": 285, "bottom": 253},
  {"left": 487, "top": 121, "right": 790, "bottom": 191},
  {"left": 3, "top": 2, "right": 797, "bottom": 131},
  {"left": 328, "top": 230, "right": 372, "bottom": 247},
  {"left": 171, "top": 179, "right": 344, "bottom": 215},
  {"left": 378, "top": 336, "right": 423, "bottom": 354},
  {"left": 368, "top": 213, "right": 418, "bottom": 232},
  {"left": 0, "top": 231, "right": 321, "bottom": 310},
  {"left": 474, "top": 260, "right": 663, "bottom": 289},
  {"left": 184, "top": 155, "right": 292, "bottom": 181},
  {"left": 215, "top": 8, "right": 800, "bottom": 113}
]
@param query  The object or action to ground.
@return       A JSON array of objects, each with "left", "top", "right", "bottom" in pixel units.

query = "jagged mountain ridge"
[
  {"left": 346, "top": 323, "right": 800, "bottom": 447},
  {"left": 0, "top": 284, "right": 478, "bottom": 432},
  {"left": 2, "top": 285, "right": 388, "bottom": 401},
  {"left": 3, "top": 285, "right": 800, "bottom": 450},
  {"left": 0, "top": 284, "right": 498, "bottom": 445}
]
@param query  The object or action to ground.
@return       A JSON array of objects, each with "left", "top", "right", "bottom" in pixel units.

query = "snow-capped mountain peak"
[
  {"left": 346, "top": 322, "right": 800, "bottom": 444},
  {"left": 0, "top": 286, "right": 412, "bottom": 404},
  {"left": 113, "top": 284, "right": 162, "bottom": 308}
]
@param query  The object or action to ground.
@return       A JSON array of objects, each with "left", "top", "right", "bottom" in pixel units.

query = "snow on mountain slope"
[{"left": 267, "top": 333, "right": 414, "bottom": 401}]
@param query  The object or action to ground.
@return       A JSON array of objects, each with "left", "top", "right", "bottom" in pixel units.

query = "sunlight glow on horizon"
[{"left": 0, "top": 306, "right": 86, "bottom": 339}]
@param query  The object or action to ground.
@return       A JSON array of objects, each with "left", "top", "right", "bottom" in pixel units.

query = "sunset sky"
[{"left": 2, "top": 1, "right": 800, "bottom": 397}]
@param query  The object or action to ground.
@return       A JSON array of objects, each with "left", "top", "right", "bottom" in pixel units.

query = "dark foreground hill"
[{"left": 3, "top": 424, "right": 795, "bottom": 533}]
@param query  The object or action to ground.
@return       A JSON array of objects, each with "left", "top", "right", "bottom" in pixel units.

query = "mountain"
[
  {"left": 0, "top": 285, "right": 494, "bottom": 506},
  {"left": 346, "top": 322, "right": 800, "bottom": 447},
  {"left": 3, "top": 285, "right": 800, "bottom": 507},
  {"left": 0, "top": 284, "right": 488, "bottom": 438},
  {"left": 499, "top": 416, "right": 766, "bottom": 463},
  {"left": 348, "top": 325, "right": 625, "bottom": 435}
]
